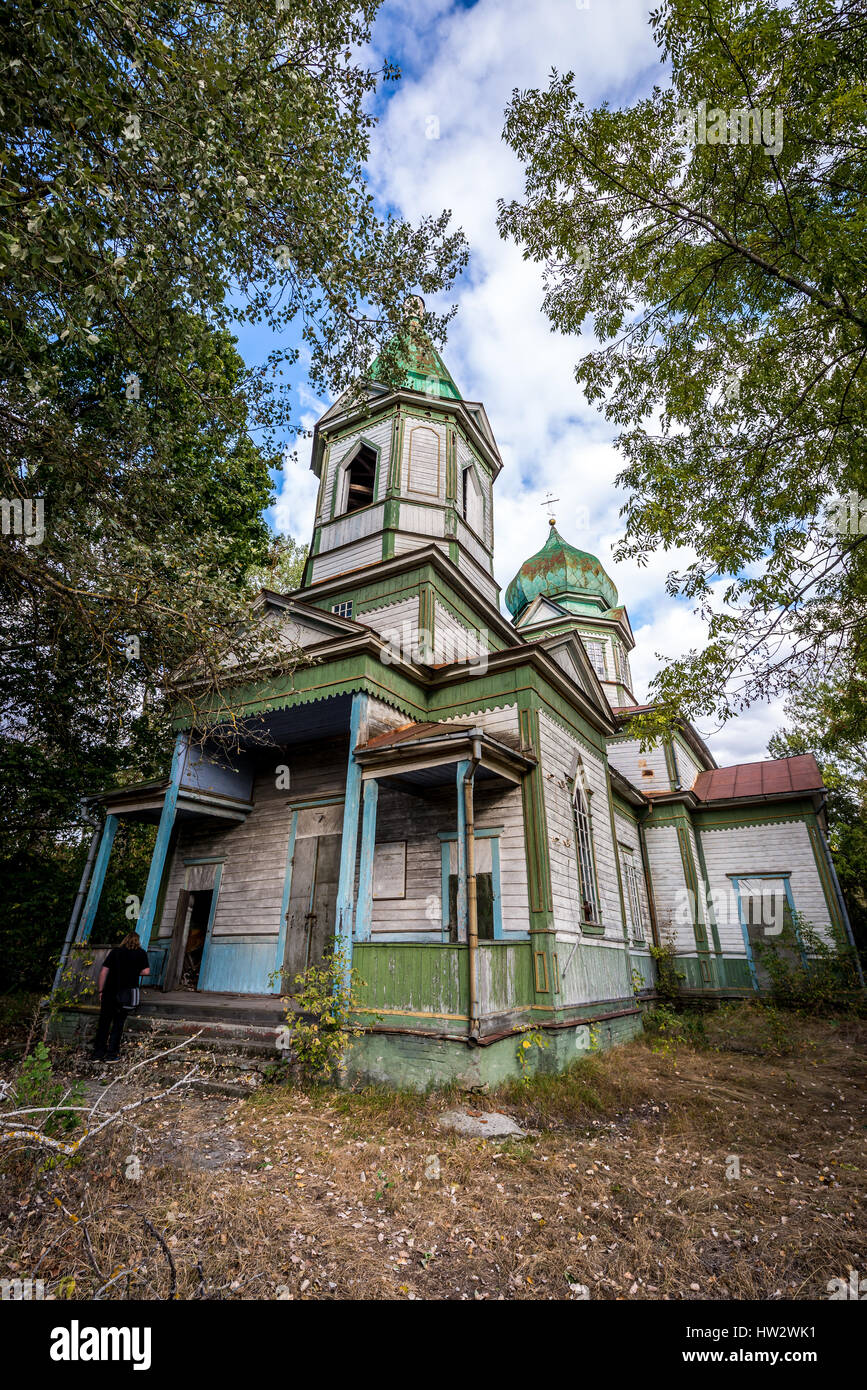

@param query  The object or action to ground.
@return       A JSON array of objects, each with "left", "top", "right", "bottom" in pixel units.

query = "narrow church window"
[
  {"left": 343, "top": 443, "right": 376, "bottom": 513},
  {"left": 461, "top": 464, "right": 484, "bottom": 536},
  {"left": 621, "top": 850, "right": 646, "bottom": 943},
  {"left": 613, "top": 642, "right": 632, "bottom": 688},
  {"left": 572, "top": 780, "right": 600, "bottom": 925},
  {"left": 583, "top": 638, "right": 606, "bottom": 679}
]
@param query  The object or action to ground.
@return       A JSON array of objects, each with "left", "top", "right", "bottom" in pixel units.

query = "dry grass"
[{"left": 1, "top": 1009, "right": 864, "bottom": 1301}]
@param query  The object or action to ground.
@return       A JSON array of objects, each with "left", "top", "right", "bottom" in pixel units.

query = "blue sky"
[{"left": 240, "top": 0, "right": 785, "bottom": 768}]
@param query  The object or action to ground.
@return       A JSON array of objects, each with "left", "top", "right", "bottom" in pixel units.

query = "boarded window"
[
  {"left": 446, "top": 836, "right": 495, "bottom": 940},
  {"left": 372, "top": 841, "right": 406, "bottom": 899},
  {"left": 407, "top": 426, "right": 440, "bottom": 495}
]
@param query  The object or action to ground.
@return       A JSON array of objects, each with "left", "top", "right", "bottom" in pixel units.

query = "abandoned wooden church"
[{"left": 56, "top": 325, "right": 857, "bottom": 1085}]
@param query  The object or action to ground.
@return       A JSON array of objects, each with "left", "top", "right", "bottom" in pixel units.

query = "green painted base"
[
  {"left": 48, "top": 1008, "right": 97, "bottom": 1045},
  {"left": 344, "top": 1012, "right": 643, "bottom": 1090}
]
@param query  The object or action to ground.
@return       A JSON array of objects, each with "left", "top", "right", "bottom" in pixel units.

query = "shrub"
[
  {"left": 642, "top": 1003, "right": 706, "bottom": 1056},
  {"left": 12, "top": 1041, "right": 84, "bottom": 1137},
  {"left": 649, "top": 939, "right": 685, "bottom": 1002},
  {"left": 755, "top": 914, "right": 864, "bottom": 1015},
  {"left": 273, "top": 943, "right": 370, "bottom": 1083}
]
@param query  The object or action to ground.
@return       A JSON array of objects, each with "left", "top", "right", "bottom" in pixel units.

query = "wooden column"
[
  {"left": 76, "top": 814, "right": 119, "bottom": 942},
  {"left": 137, "top": 734, "right": 186, "bottom": 951},
  {"left": 335, "top": 693, "right": 368, "bottom": 985},
  {"left": 355, "top": 778, "right": 379, "bottom": 942},
  {"left": 455, "top": 759, "right": 469, "bottom": 943}
]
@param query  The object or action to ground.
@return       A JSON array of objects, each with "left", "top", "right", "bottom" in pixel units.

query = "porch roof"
[
  {"left": 85, "top": 778, "right": 253, "bottom": 825},
  {"left": 354, "top": 721, "right": 535, "bottom": 788}
]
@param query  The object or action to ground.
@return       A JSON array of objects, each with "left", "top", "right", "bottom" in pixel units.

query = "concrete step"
[
  {"left": 125, "top": 1014, "right": 285, "bottom": 1057},
  {"left": 138, "top": 994, "right": 285, "bottom": 1026}
]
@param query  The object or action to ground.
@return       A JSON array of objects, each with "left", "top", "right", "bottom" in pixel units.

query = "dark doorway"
[
  {"left": 166, "top": 888, "right": 213, "bottom": 991},
  {"left": 284, "top": 833, "right": 342, "bottom": 986},
  {"left": 180, "top": 891, "right": 212, "bottom": 990}
]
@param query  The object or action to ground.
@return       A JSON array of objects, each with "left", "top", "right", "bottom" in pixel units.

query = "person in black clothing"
[{"left": 91, "top": 932, "right": 150, "bottom": 1062}]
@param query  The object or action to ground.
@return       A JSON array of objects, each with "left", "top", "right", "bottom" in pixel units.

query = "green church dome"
[{"left": 505, "top": 521, "right": 618, "bottom": 618}]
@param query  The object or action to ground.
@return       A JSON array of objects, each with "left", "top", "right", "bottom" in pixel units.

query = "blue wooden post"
[
  {"left": 455, "top": 760, "right": 469, "bottom": 943},
  {"left": 76, "top": 814, "right": 119, "bottom": 942},
  {"left": 273, "top": 809, "right": 299, "bottom": 991},
  {"left": 137, "top": 734, "right": 186, "bottom": 951},
  {"left": 335, "top": 693, "right": 367, "bottom": 987},
  {"left": 355, "top": 778, "right": 379, "bottom": 942}
]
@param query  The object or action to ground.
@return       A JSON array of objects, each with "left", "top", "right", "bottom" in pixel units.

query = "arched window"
[
  {"left": 583, "top": 638, "right": 606, "bottom": 680},
  {"left": 572, "top": 771, "right": 600, "bottom": 925},
  {"left": 340, "top": 443, "right": 376, "bottom": 514}
]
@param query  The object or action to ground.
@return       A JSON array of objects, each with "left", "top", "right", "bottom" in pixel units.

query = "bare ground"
[{"left": 1, "top": 1004, "right": 864, "bottom": 1301}]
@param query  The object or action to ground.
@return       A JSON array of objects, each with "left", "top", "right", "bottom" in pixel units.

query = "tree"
[
  {"left": 0, "top": 1, "right": 466, "bottom": 987},
  {"left": 768, "top": 673, "right": 867, "bottom": 951},
  {"left": 498, "top": 0, "right": 866, "bottom": 740},
  {"left": 1, "top": 0, "right": 467, "bottom": 727}
]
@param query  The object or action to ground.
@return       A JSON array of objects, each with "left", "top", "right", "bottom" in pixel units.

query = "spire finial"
[{"left": 542, "top": 492, "right": 560, "bottom": 528}]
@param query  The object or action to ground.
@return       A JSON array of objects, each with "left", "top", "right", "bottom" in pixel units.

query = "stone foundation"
[{"left": 344, "top": 1010, "right": 643, "bottom": 1090}]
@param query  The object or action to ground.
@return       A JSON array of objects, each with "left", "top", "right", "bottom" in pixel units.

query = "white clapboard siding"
[
  {"left": 360, "top": 597, "right": 424, "bottom": 664},
  {"left": 311, "top": 533, "right": 382, "bottom": 581},
  {"left": 538, "top": 713, "right": 623, "bottom": 939},
  {"left": 607, "top": 737, "right": 670, "bottom": 793},
  {"left": 364, "top": 783, "right": 447, "bottom": 936},
  {"left": 432, "top": 705, "right": 528, "bottom": 931},
  {"left": 455, "top": 547, "right": 498, "bottom": 605},
  {"left": 456, "top": 518, "right": 489, "bottom": 569},
  {"left": 698, "top": 819, "right": 834, "bottom": 951},
  {"left": 433, "top": 601, "right": 489, "bottom": 664},
  {"left": 672, "top": 736, "right": 704, "bottom": 790},
  {"left": 393, "top": 532, "right": 433, "bottom": 557},
  {"left": 357, "top": 773, "right": 529, "bottom": 937},
  {"left": 436, "top": 705, "right": 519, "bottom": 738},
  {"left": 643, "top": 825, "right": 692, "bottom": 950},
  {"left": 406, "top": 425, "right": 442, "bottom": 497},
  {"left": 368, "top": 696, "right": 414, "bottom": 740},
  {"left": 317, "top": 503, "right": 385, "bottom": 554},
  {"left": 549, "top": 646, "right": 585, "bottom": 690},
  {"left": 399, "top": 504, "right": 445, "bottom": 537}
]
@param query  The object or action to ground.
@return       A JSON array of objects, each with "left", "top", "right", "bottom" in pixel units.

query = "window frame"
[
  {"left": 460, "top": 461, "right": 486, "bottom": 540},
  {"left": 620, "top": 848, "right": 646, "bottom": 944},
  {"left": 571, "top": 767, "right": 602, "bottom": 931},
  {"left": 438, "top": 827, "right": 504, "bottom": 942},
  {"left": 583, "top": 637, "right": 607, "bottom": 680},
  {"left": 331, "top": 439, "right": 381, "bottom": 518}
]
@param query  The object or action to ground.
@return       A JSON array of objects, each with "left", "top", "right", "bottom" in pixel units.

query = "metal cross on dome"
[{"left": 542, "top": 492, "right": 560, "bottom": 523}]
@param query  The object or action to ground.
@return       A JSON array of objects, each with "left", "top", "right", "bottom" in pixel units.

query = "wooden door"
[{"left": 283, "top": 805, "right": 344, "bottom": 989}]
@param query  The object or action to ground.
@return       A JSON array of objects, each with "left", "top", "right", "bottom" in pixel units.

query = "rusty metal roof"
[
  {"left": 359, "top": 721, "right": 475, "bottom": 753},
  {"left": 693, "top": 755, "right": 823, "bottom": 803}
]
